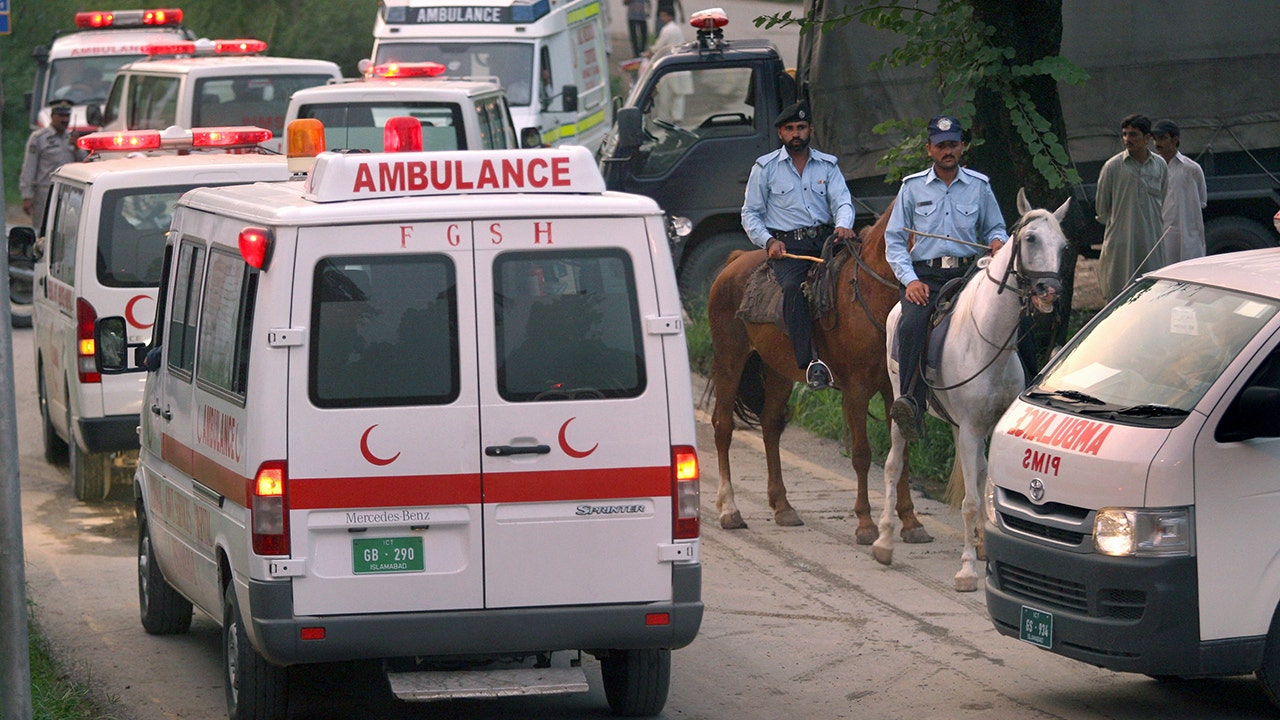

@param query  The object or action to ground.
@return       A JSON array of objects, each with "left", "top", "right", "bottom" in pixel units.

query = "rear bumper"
[
  {"left": 78, "top": 414, "right": 140, "bottom": 453},
  {"left": 249, "top": 563, "right": 703, "bottom": 666}
]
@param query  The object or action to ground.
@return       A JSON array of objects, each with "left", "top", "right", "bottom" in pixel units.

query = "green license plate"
[
  {"left": 1019, "top": 605, "right": 1053, "bottom": 649},
  {"left": 352, "top": 537, "right": 425, "bottom": 575}
]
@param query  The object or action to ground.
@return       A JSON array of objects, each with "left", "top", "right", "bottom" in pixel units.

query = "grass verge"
[{"left": 29, "top": 608, "right": 119, "bottom": 720}]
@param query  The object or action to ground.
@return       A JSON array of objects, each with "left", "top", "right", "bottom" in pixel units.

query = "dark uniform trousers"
[
  {"left": 897, "top": 262, "right": 970, "bottom": 411},
  {"left": 769, "top": 225, "right": 830, "bottom": 370}
]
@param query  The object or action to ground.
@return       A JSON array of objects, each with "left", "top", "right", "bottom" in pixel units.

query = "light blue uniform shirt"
[
  {"left": 741, "top": 147, "right": 854, "bottom": 248},
  {"left": 884, "top": 166, "right": 1007, "bottom": 285}
]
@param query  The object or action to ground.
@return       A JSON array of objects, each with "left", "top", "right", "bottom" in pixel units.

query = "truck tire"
[
  {"left": 138, "top": 514, "right": 193, "bottom": 635},
  {"left": 223, "top": 584, "right": 289, "bottom": 720},
  {"left": 1205, "top": 216, "right": 1277, "bottom": 256},
  {"left": 38, "top": 365, "right": 68, "bottom": 464},
  {"left": 68, "top": 397, "right": 111, "bottom": 502},
  {"left": 600, "top": 648, "right": 670, "bottom": 717},
  {"left": 678, "top": 232, "right": 755, "bottom": 307}
]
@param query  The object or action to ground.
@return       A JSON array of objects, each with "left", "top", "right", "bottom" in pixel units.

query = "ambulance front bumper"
[
  {"left": 248, "top": 563, "right": 703, "bottom": 666},
  {"left": 984, "top": 524, "right": 1263, "bottom": 676}
]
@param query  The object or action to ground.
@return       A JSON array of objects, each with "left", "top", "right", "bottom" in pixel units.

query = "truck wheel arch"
[
  {"left": 677, "top": 231, "right": 755, "bottom": 306},
  {"left": 1205, "top": 215, "right": 1278, "bottom": 255}
]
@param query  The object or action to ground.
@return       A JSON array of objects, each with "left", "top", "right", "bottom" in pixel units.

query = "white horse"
[{"left": 874, "top": 189, "right": 1071, "bottom": 592}]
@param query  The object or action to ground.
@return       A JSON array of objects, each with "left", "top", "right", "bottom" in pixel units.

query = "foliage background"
[{"left": 1, "top": 0, "right": 380, "bottom": 205}]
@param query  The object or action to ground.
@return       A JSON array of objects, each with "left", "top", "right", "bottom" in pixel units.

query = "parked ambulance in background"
[
  {"left": 370, "top": 0, "right": 611, "bottom": 150},
  {"left": 101, "top": 39, "right": 341, "bottom": 152},
  {"left": 33, "top": 126, "right": 291, "bottom": 501},
  {"left": 983, "top": 248, "right": 1280, "bottom": 709},
  {"left": 97, "top": 123, "right": 701, "bottom": 718},
  {"left": 285, "top": 61, "right": 520, "bottom": 152},
  {"left": 29, "top": 8, "right": 194, "bottom": 132}
]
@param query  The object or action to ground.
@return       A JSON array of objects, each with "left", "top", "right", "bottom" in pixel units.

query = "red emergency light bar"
[
  {"left": 75, "top": 8, "right": 184, "bottom": 29},
  {"left": 143, "top": 41, "right": 196, "bottom": 55},
  {"left": 143, "top": 38, "right": 267, "bottom": 56},
  {"left": 78, "top": 129, "right": 162, "bottom": 152},
  {"left": 369, "top": 61, "right": 448, "bottom": 79},
  {"left": 689, "top": 8, "right": 729, "bottom": 29},
  {"left": 384, "top": 117, "right": 423, "bottom": 152},
  {"left": 214, "top": 39, "right": 268, "bottom": 54},
  {"left": 78, "top": 126, "right": 273, "bottom": 153},
  {"left": 192, "top": 127, "right": 274, "bottom": 147}
]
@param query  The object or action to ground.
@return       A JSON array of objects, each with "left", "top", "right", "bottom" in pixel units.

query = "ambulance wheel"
[
  {"left": 600, "top": 648, "right": 670, "bottom": 717},
  {"left": 1256, "top": 604, "right": 1280, "bottom": 708},
  {"left": 138, "top": 515, "right": 193, "bottom": 635},
  {"left": 223, "top": 584, "right": 289, "bottom": 720},
  {"left": 67, "top": 397, "right": 110, "bottom": 502},
  {"left": 38, "top": 365, "right": 67, "bottom": 464},
  {"left": 678, "top": 232, "right": 754, "bottom": 308}
]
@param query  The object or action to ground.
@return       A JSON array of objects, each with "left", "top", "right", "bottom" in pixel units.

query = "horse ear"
[
  {"left": 1053, "top": 197, "right": 1071, "bottom": 224},
  {"left": 1016, "top": 187, "right": 1031, "bottom": 216}
]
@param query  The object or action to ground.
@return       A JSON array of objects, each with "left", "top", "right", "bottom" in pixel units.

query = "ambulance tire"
[
  {"left": 38, "top": 365, "right": 68, "bottom": 464},
  {"left": 137, "top": 515, "right": 193, "bottom": 635},
  {"left": 68, "top": 397, "right": 110, "bottom": 502},
  {"left": 223, "top": 584, "right": 289, "bottom": 720},
  {"left": 1256, "top": 603, "right": 1280, "bottom": 707},
  {"left": 600, "top": 648, "right": 670, "bottom": 717}
]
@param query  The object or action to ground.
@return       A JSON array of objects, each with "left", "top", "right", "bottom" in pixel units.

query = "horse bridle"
[{"left": 986, "top": 215, "right": 1063, "bottom": 303}]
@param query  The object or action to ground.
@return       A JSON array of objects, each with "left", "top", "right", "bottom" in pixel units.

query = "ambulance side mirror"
[
  {"left": 94, "top": 317, "right": 148, "bottom": 374},
  {"left": 560, "top": 85, "right": 578, "bottom": 113},
  {"left": 521, "top": 127, "right": 545, "bottom": 149},
  {"left": 1218, "top": 386, "right": 1280, "bottom": 442}
]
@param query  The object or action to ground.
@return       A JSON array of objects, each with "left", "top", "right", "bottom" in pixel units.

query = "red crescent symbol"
[
  {"left": 360, "top": 424, "right": 401, "bottom": 466},
  {"left": 558, "top": 417, "right": 598, "bottom": 459},
  {"left": 125, "top": 294, "right": 155, "bottom": 329}
]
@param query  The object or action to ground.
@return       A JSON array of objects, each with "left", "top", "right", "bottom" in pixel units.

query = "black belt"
[
  {"left": 768, "top": 224, "right": 833, "bottom": 244},
  {"left": 914, "top": 255, "right": 975, "bottom": 270}
]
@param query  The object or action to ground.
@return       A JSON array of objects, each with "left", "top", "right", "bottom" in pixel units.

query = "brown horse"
[{"left": 706, "top": 208, "right": 933, "bottom": 545}]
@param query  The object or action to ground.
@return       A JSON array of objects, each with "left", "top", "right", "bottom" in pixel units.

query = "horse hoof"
[
  {"left": 719, "top": 511, "right": 748, "bottom": 530},
  {"left": 900, "top": 526, "right": 934, "bottom": 544},
  {"left": 855, "top": 526, "right": 878, "bottom": 545},
  {"left": 872, "top": 545, "right": 893, "bottom": 566},
  {"left": 954, "top": 576, "right": 978, "bottom": 593},
  {"left": 774, "top": 508, "right": 804, "bottom": 527}
]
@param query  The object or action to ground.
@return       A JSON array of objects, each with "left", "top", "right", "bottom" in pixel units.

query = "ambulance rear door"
[
  {"left": 286, "top": 222, "right": 484, "bottom": 616},
  {"left": 475, "top": 214, "right": 676, "bottom": 608}
]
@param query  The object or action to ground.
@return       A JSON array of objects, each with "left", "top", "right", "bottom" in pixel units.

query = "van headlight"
[
  {"left": 1093, "top": 507, "right": 1192, "bottom": 557},
  {"left": 983, "top": 479, "right": 997, "bottom": 526}
]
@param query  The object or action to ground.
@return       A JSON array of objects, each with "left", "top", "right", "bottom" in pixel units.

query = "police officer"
[
  {"left": 742, "top": 100, "right": 855, "bottom": 390},
  {"left": 885, "top": 115, "right": 1007, "bottom": 441},
  {"left": 20, "top": 99, "right": 87, "bottom": 228}
]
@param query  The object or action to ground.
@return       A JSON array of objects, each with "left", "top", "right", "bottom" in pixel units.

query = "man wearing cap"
[
  {"left": 20, "top": 100, "right": 87, "bottom": 228},
  {"left": 884, "top": 115, "right": 1008, "bottom": 442},
  {"left": 1151, "top": 119, "right": 1207, "bottom": 264},
  {"left": 1095, "top": 113, "right": 1168, "bottom": 300},
  {"left": 742, "top": 100, "right": 856, "bottom": 390}
]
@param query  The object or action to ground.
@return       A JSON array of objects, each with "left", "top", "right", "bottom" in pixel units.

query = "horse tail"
[
  {"left": 733, "top": 351, "right": 766, "bottom": 427},
  {"left": 725, "top": 248, "right": 751, "bottom": 268},
  {"left": 944, "top": 456, "right": 966, "bottom": 509}
]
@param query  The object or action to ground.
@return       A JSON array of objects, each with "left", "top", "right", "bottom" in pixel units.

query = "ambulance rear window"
[
  {"left": 98, "top": 185, "right": 192, "bottom": 288},
  {"left": 194, "top": 74, "right": 337, "bottom": 138},
  {"left": 495, "top": 249, "right": 646, "bottom": 402},
  {"left": 297, "top": 101, "right": 466, "bottom": 152},
  {"left": 310, "top": 254, "right": 459, "bottom": 408}
]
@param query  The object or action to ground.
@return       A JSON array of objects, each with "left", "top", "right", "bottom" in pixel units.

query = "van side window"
[
  {"left": 196, "top": 249, "right": 257, "bottom": 398},
  {"left": 479, "top": 96, "right": 509, "bottom": 149},
  {"left": 167, "top": 242, "right": 206, "bottom": 374},
  {"left": 99, "top": 187, "right": 187, "bottom": 287},
  {"left": 127, "top": 75, "right": 180, "bottom": 130},
  {"left": 149, "top": 244, "right": 175, "bottom": 350},
  {"left": 310, "top": 254, "right": 459, "bottom": 408},
  {"left": 101, "top": 77, "right": 125, "bottom": 127},
  {"left": 1217, "top": 349, "right": 1280, "bottom": 442},
  {"left": 48, "top": 185, "right": 85, "bottom": 286},
  {"left": 495, "top": 249, "right": 646, "bottom": 402}
]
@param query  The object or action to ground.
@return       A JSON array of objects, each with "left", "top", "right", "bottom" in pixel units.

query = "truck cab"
[{"left": 597, "top": 10, "right": 795, "bottom": 302}]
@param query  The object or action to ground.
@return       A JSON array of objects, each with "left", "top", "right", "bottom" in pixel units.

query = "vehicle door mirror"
[
  {"left": 615, "top": 107, "right": 645, "bottom": 155},
  {"left": 95, "top": 316, "right": 148, "bottom": 374},
  {"left": 521, "top": 127, "right": 545, "bottom": 149},
  {"left": 8, "top": 226, "right": 36, "bottom": 263},
  {"left": 560, "top": 84, "right": 578, "bottom": 113},
  {"left": 85, "top": 104, "right": 105, "bottom": 129}
]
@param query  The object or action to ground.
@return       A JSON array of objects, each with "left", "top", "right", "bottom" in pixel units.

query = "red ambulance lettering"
[
  {"left": 351, "top": 157, "right": 573, "bottom": 193},
  {"left": 197, "top": 405, "right": 240, "bottom": 462},
  {"left": 400, "top": 225, "right": 413, "bottom": 248},
  {"left": 447, "top": 223, "right": 462, "bottom": 246},
  {"left": 534, "top": 222, "right": 553, "bottom": 244},
  {"left": 489, "top": 223, "right": 503, "bottom": 244},
  {"left": 1021, "top": 449, "right": 1062, "bottom": 476},
  {"left": 1006, "top": 405, "right": 1113, "bottom": 456}
]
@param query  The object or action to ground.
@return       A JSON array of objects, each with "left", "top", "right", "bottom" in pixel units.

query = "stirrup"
[{"left": 805, "top": 359, "right": 833, "bottom": 390}]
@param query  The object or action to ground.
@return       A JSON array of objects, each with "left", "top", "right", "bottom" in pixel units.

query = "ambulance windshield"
[
  {"left": 1032, "top": 279, "right": 1279, "bottom": 419},
  {"left": 47, "top": 56, "right": 130, "bottom": 104},
  {"left": 374, "top": 42, "right": 534, "bottom": 106}
]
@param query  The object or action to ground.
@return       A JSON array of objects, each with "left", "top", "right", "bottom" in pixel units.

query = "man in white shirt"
[
  {"left": 646, "top": 8, "right": 691, "bottom": 122},
  {"left": 1152, "top": 118, "right": 1207, "bottom": 264}
]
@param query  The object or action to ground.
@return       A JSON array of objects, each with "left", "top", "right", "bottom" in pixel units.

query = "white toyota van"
[{"left": 97, "top": 135, "right": 702, "bottom": 719}]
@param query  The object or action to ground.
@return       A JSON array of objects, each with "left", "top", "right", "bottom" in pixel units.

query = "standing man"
[
  {"left": 1095, "top": 113, "right": 1168, "bottom": 300},
  {"left": 646, "top": 8, "right": 691, "bottom": 122},
  {"left": 742, "top": 100, "right": 856, "bottom": 390},
  {"left": 1152, "top": 119, "right": 1207, "bottom": 264},
  {"left": 884, "top": 115, "right": 1007, "bottom": 442},
  {"left": 624, "top": 0, "right": 651, "bottom": 57},
  {"left": 20, "top": 100, "right": 86, "bottom": 230}
]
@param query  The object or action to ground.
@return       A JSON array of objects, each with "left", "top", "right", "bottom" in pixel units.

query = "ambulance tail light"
[
  {"left": 192, "top": 127, "right": 273, "bottom": 147},
  {"left": 239, "top": 227, "right": 274, "bottom": 271},
  {"left": 287, "top": 119, "right": 326, "bottom": 174},
  {"left": 77, "top": 299, "right": 101, "bottom": 384},
  {"left": 384, "top": 117, "right": 423, "bottom": 152},
  {"left": 213, "top": 39, "right": 268, "bottom": 55},
  {"left": 672, "top": 445, "right": 700, "bottom": 539},
  {"left": 78, "top": 129, "right": 163, "bottom": 152},
  {"left": 251, "top": 461, "right": 290, "bottom": 556}
]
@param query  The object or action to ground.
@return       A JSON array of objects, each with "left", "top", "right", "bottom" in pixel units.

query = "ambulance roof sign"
[{"left": 304, "top": 146, "right": 607, "bottom": 203}]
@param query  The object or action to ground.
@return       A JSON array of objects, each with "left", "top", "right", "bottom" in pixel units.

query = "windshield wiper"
[
  {"left": 1113, "top": 404, "right": 1189, "bottom": 418},
  {"left": 1026, "top": 388, "right": 1107, "bottom": 405}
]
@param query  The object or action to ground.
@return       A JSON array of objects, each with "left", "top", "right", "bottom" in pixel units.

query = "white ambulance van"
[
  {"left": 101, "top": 40, "right": 341, "bottom": 152},
  {"left": 284, "top": 62, "right": 519, "bottom": 152},
  {"left": 983, "top": 248, "right": 1280, "bottom": 708},
  {"left": 34, "top": 127, "right": 292, "bottom": 501},
  {"left": 29, "top": 8, "right": 194, "bottom": 131},
  {"left": 370, "top": 0, "right": 611, "bottom": 150},
  {"left": 96, "top": 132, "right": 702, "bottom": 718}
]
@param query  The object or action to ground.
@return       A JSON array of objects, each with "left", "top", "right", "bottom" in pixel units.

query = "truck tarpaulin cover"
[{"left": 797, "top": 0, "right": 1280, "bottom": 182}]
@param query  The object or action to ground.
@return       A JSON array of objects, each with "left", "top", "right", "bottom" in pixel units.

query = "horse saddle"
[{"left": 735, "top": 237, "right": 850, "bottom": 329}]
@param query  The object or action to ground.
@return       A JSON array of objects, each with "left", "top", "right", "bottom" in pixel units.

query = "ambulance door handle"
[
  {"left": 151, "top": 403, "right": 171, "bottom": 421},
  {"left": 485, "top": 444, "right": 551, "bottom": 457}
]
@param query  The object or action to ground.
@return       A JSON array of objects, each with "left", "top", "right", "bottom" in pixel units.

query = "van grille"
[
  {"left": 1001, "top": 513, "right": 1087, "bottom": 545},
  {"left": 994, "top": 562, "right": 1088, "bottom": 612},
  {"left": 1099, "top": 589, "right": 1147, "bottom": 620}
]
